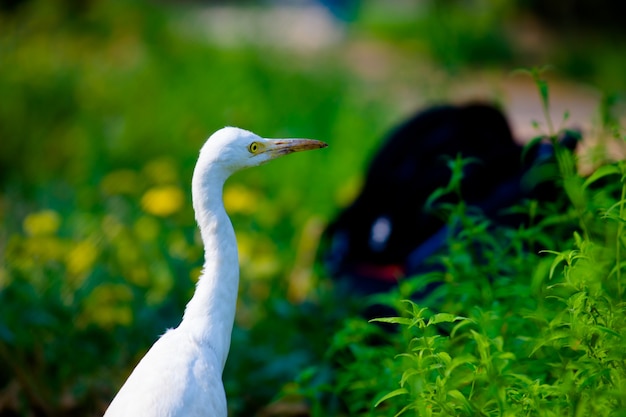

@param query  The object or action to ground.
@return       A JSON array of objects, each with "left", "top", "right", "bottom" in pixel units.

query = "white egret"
[{"left": 104, "top": 127, "right": 327, "bottom": 417}]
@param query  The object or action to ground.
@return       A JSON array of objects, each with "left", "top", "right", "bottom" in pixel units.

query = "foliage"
[{"left": 287, "top": 70, "right": 626, "bottom": 416}]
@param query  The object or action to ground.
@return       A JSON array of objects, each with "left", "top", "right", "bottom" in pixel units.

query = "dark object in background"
[
  {"left": 521, "top": 0, "right": 626, "bottom": 31},
  {"left": 323, "top": 103, "right": 577, "bottom": 297}
]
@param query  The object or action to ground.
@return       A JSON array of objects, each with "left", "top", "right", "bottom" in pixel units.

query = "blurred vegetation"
[
  {"left": 358, "top": 0, "right": 626, "bottom": 92},
  {"left": 0, "top": 1, "right": 388, "bottom": 415},
  {"left": 0, "top": 0, "right": 625, "bottom": 416}
]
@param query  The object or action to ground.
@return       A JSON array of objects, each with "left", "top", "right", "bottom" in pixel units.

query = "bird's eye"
[{"left": 248, "top": 142, "right": 260, "bottom": 153}]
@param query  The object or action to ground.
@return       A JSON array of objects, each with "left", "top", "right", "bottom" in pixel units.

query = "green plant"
[{"left": 288, "top": 71, "right": 626, "bottom": 417}]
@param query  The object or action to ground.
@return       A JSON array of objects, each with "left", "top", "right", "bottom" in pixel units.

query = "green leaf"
[
  {"left": 540, "top": 250, "right": 572, "bottom": 280},
  {"left": 370, "top": 317, "right": 413, "bottom": 326},
  {"left": 608, "top": 260, "right": 626, "bottom": 279},
  {"left": 399, "top": 368, "right": 422, "bottom": 387},
  {"left": 427, "top": 313, "right": 466, "bottom": 326},
  {"left": 521, "top": 136, "right": 544, "bottom": 163},
  {"left": 436, "top": 351, "right": 452, "bottom": 366},
  {"left": 596, "top": 326, "right": 621, "bottom": 338},
  {"left": 507, "top": 373, "right": 535, "bottom": 386},
  {"left": 445, "top": 355, "right": 478, "bottom": 377},
  {"left": 447, "top": 389, "right": 472, "bottom": 411},
  {"left": 402, "top": 299, "right": 427, "bottom": 318},
  {"left": 450, "top": 318, "right": 476, "bottom": 338},
  {"left": 374, "top": 388, "right": 408, "bottom": 407},
  {"left": 425, "top": 187, "right": 449, "bottom": 210},
  {"left": 530, "top": 257, "right": 552, "bottom": 294},
  {"left": 601, "top": 212, "right": 626, "bottom": 224},
  {"left": 496, "top": 352, "right": 516, "bottom": 361},
  {"left": 529, "top": 330, "right": 570, "bottom": 356},
  {"left": 562, "top": 109, "right": 570, "bottom": 122},
  {"left": 393, "top": 403, "right": 417, "bottom": 417},
  {"left": 537, "top": 78, "right": 550, "bottom": 108},
  {"left": 582, "top": 164, "right": 620, "bottom": 189},
  {"left": 600, "top": 199, "right": 626, "bottom": 218}
]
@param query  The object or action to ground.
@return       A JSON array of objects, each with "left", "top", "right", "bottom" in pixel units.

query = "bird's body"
[
  {"left": 103, "top": 329, "right": 227, "bottom": 416},
  {"left": 104, "top": 127, "right": 326, "bottom": 417}
]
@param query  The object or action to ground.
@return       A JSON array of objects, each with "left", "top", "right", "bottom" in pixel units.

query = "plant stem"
[{"left": 616, "top": 164, "right": 625, "bottom": 300}]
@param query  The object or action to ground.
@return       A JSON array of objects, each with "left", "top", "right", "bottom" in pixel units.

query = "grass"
[{"left": 1, "top": 1, "right": 626, "bottom": 416}]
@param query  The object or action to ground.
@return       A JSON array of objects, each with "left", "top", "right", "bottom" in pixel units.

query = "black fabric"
[{"left": 323, "top": 103, "right": 576, "bottom": 294}]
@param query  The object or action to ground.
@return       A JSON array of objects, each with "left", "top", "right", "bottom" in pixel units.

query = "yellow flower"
[
  {"left": 141, "top": 186, "right": 185, "bottom": 217},
  {"left": 66, "top": 240, "right": 99, "bottom": 276},
  {"left": 23, "top": 210, "right": 61, "bottom": 236}
]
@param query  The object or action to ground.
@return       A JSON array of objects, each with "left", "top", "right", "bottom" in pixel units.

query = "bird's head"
[{"left": 197, "top": 127, "right": 327, "bottom": 176}]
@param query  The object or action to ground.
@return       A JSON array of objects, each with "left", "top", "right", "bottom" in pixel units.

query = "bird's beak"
[{"left": 264, "top": 138, "right": 328, "bottom": 159}]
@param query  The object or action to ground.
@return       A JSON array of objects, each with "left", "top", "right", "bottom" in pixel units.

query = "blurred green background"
[{"left": 0, "top": 0, "right": 625, "bottom": 415}]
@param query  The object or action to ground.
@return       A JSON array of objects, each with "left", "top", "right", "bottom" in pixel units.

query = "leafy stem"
[{"left": 616, "top": 163, "right": 626, "bottom": 299}]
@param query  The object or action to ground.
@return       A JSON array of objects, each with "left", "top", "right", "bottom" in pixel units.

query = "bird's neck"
[{"left": 181, "top": 168, "right": 239, "bottom": 371}]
